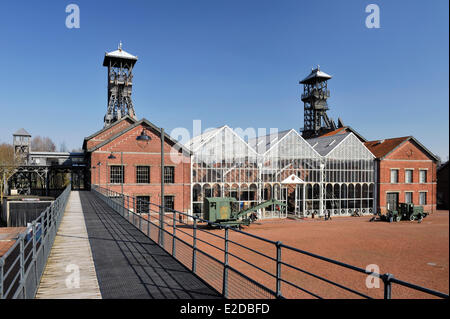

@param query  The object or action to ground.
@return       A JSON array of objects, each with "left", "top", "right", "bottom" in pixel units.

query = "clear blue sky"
[{"left": 0, "top": 0, "right": 448, "bottom": 159}]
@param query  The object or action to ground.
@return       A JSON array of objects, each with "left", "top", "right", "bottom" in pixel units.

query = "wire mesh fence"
[
  {"left": 91, "top": 185, "right": 449, "bottom": 300},
  {"left": 0, "top": 185, "right": 71, "bottom": 299}
]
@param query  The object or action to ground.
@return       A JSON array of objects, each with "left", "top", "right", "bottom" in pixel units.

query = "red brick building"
[
  {"left": 83, "top": 116, "right": 191, "bottom": 213},
  {"left": 365, "top": 136, "right": 438, "bottom": 214}
]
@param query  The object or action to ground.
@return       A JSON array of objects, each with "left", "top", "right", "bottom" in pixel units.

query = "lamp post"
[
  {"left": 92, "top": 166, "right": 96, "bottom": 186},
  {"left": 97, "top": 162, "right": 102, "bottom": 187}
]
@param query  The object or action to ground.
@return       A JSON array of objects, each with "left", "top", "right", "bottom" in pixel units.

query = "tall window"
[
  {"left": 419, "top": 192, "right": 427, "bottom": 205},
  {"left": 136, "top": 166, "right": 150, "bottom": 184},
  {"left": 164, "top": 166, "right": 175, "bottom": 183},
  {"left": 110, "top": 165, "right": 124, "bottom": 184},
  {"left": 136, "top": 196, "right": 150, "bottom": 214},
  {"left": 405, "top": 192, "right": 413, "bottom": 204},
  {"left": 390, "top": 169, "right": 399, "bottom": 183},
  {"left": 164, "top": 195, "right": 175, "bottom": 211},
  {"left": 405, "top": 170, "right": 413, "bottom": 183},
  {"left": 419, "top": 170, "right": 427, "bottom": 183}
]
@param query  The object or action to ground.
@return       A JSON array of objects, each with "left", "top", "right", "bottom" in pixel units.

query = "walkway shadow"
[{"left": 79, "top": 191, "right": 222, "bottom": 299}]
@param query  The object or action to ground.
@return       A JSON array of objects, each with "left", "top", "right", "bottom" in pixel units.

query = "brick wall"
[
  {"left": 87, "top": 122, "right": 191, "bottom": 213},
  {"left": 377, "top": 140, "right": 437, "bottom": 214}
]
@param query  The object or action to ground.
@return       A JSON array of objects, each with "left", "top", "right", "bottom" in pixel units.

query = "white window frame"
[
  {"left": 404, "top": 191, "right": 413, "bottom": 204},
  {"left": 419, "top": 170, "right": 427, "bottom": 184},
  {"left": 419, "top": 192, "right": 427, "bottom": 205},
  {"left": 405, "top": 169, "right": 413, "bottom": 184},
  {"left": 390, "top": 169, "right": 399, "bottom": 184}
]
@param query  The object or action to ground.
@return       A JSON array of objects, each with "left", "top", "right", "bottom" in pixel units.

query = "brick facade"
[
  {"left": 84, "top": 118, "right": 191, "bottom": 213},
  {"left": 368, "top": 138, "right": 437, "bottom": 214}
]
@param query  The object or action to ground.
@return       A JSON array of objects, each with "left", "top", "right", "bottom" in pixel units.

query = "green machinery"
[
  {"left": 203, "top": 197, "right": 287, "bottom": 228},
  {"left": 371, "top": 203, "right": 429, "bottom": 223}
]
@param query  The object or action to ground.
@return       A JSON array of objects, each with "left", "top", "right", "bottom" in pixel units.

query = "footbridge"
[{"left": 0, "top": 186, "right": 447, "bottom": 299}]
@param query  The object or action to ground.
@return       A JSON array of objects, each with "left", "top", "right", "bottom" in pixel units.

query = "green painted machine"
[
  {"left": 387, "top": 203, "right": 428, "bottom": 222},
  {"left": 203, "top": 197, "right": 287, "bottom": 228},
  {"left": 370, "top": 203, "right": 428, "bottom": 223}
]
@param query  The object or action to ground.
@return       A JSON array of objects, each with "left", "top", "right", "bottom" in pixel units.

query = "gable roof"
[
  {"left": 14, "top": 128, "right": 31, "bottom": 136},
  {"left": 103, "top": 43, "right": 138, "bottom": 66},
  {"left": 247, "top": 129, "right": 292, "bottom": 154},
  {"left": 185, "top": 126, "right": 226, "bottom": 152},
  {"left": 306, "top": 133, "right": 350, "bottom": 156},
  {"left": 319, "top": 126, "right": 367, "bottom": 142},
  {"left": 87, "top": 118, "right": 191, "bottom": 156},
  {"left": 186, "top": 125, "right": 259, "bottom": 156},
  {"left": 300, "top": 67, "right": 332, "bottom": 84},
  {"left": 83, "top": 116, "right": 137, "bottom": 148},
  {"left": 364, "top": 136, "right": 439, "bottom": 161}
]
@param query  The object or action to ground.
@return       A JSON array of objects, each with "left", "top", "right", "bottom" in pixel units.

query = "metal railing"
[
  {"left": 92, "top": 185, "right": 448, "bottom": 299},
  {"left": 0, "top": 185, "right": 71, "bottom": 299}
]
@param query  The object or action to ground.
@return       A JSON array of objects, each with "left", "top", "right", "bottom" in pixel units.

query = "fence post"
[
  {"left": 159, "top": 207, "right": 165, "bottom": 248},
  {"left": 139, "top": 201, "right": 142, "bottom": 231},
  {"left": 222, "top": 226, "right": 229, "bottom": 298},
  {"left": 382, "top": 273, "right": 394, "bottom": 299},
  {"left": 122, "top": 194, "right": 125, "bottom": 217},
  {"left": 276, "top": 241, "right": 282, "bottom": 298},
  {"left": 147, "top": 210, "right": 150, "bottom": 237},
  {"left": 32, "top": 221, "right": 37, "bottom": 287},
  {"left": 19, "top": 233, "right": 25, "bottom": 298},
  {"left": 192, "top": 216, "right": 197, "bottom": 273},
  {"left": 0, "top": 258, "right": 4, "bottom": 299},
  {"left": 172, "top": 212, "right": 176, "bottom": 257}
]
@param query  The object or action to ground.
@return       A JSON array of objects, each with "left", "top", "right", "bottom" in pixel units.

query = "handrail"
[
  {"left": 0, "top": 185, "right": 71, "bottom": 299},
  {"left": 91, "top": 185, "right": 449, "bottom": 299}
]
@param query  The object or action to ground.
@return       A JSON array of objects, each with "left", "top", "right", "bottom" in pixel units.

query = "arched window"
[
  {"left": 193, "top": 184, "right": 201, "bottom": 202},
  {"left": 213, "top": 184, "right": 221, "bottom": 197},
  {"left": 203, "top": 184, "right": 212, "bottom": 198}
]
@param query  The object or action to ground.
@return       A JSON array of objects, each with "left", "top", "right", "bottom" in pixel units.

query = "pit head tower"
[{"left": 103, "top": 42, "right": 138, "bottom": 127}]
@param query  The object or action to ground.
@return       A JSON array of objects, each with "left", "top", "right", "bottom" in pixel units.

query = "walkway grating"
[{"left": 79, "top": 191, "right": 221, "bottom": 299}]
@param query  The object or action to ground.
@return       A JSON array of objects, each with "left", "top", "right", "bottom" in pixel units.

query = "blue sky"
[{"left": 0, "top": 0, "right": 448, "bottom": 159}]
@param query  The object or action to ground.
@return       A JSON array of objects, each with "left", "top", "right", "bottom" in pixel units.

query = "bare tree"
[
  {"left": 0, "top": 143, "right": 16, "bottom": 203},
  {"left": 31, "top": 136, "right": 56, "bottom": 152},
  {"left": 60, "top": 141, "right": 68, "bottom": 152}
]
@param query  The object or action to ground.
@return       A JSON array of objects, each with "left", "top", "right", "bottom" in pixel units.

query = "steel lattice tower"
[
  {"left": 300, "top": 66, "right": 336, "bottom": 138},
  {"left": 103, "top": 42, "right": 138, "bottom": 127}
]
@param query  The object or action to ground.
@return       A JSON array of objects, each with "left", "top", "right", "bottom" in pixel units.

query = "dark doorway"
[
  {"left": 287, "top": 185, "right": 296, "bottom": 213},
  {"left": 386, "top": 192, "right": 399, "bottom": 211}
]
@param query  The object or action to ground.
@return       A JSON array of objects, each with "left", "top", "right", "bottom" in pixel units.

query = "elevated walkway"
[{"left": 36, "top": 191, "right": 220, "bottom": 299}]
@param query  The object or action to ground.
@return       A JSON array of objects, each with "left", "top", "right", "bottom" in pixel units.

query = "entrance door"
[
  {"left": 280, "top": 186, "right": 288, "bottom": 218},
  {"left": 295, "top": 184, "right": 304, "bottom": 217},
  {"left": 287, "top": 185, "right": 296, "bottom": 213},
  {"left": 386, "top": 193, "right": 399, "bottom": 211}
]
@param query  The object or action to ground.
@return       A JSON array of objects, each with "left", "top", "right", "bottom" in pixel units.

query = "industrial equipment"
[
  {"left": 370, "top": 203, "right": 428, "bottom": 223},
  {"left": 203, "top": 197, "right": 287, "bottom": 228}
]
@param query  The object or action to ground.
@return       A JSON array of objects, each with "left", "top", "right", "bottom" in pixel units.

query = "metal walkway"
[
  {"left": 36, "top": 191, "right": 101, "bottom": 299},
  {"left": 78, "top": 191, "right": 220, "bottom": 299}
]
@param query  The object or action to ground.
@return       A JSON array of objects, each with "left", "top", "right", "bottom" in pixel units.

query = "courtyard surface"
[{"left": 167, "top": 210, "right": 448, "bottom": 299}]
